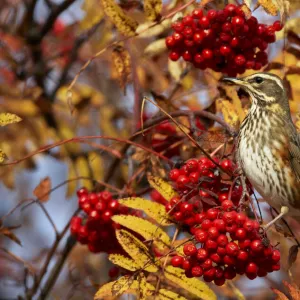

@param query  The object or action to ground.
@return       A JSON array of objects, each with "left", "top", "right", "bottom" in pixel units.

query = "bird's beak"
[{"left": 221, "top": 77, "right": 246, "bottom": 87}]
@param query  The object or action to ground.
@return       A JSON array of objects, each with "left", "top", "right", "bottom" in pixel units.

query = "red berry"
[
  {"left": 191, "top": 266, "right": 203, "bottom": 277},
  {"left": 182, "top": 259, "right": 191, "bottom": 270},
  {"left": 194, "top": 53, "right": 204, "bottom": 64},
  {"left": 246, "top": 262, "right": 258, "bottom": 274},
  {"left": 223, "top": 255, "right": 236, "bottom": 265},
  {"left": 207, "top": 9, "right": 217, "bottom": 21},
  {"left": 224, "top": 266, "right": 236, "bottom": 279},
  {"left": 251, "top": 240, "right": 264, "bottom": 253},
  {"left": 197, "top": 248, "right": 208, "bottom": 261},
  {"left": 78, "top": 195, "right": 89, "bottom": 208},
  {"left": 170, "top": 196, "right": 180, "bottom": 206},
  {"left": 108, "top": 199, "right": 119, "bottom": 211},
  {"left": 235, "top": 228, "right": 247, "bottom": 240},
  {"left": 199, "top": 16, "right": 210, "bottom": 29},
  {"left": 220, "top": 45, "right": 231, "bottom": 56},
  {"left": 183, "top": 27, "right": 193, "bottom": 39},
  {"left": 183, "top": 243, "right": 197, "bottom": 256},
  {"left": 192, "top": 8, "right": 203, "bottom": 19},
  {"left": 182, "top": 15, "right": 194, "bottom": 26},
  {"left": 201, "top": 219, "right": 212, "bottom": 230},
  {"left": 89, "top": 210, "right": 101, "bottom": 221},
  {"left": 217, "top": 234, "right": 228, "bottom": 247},
  {"left": 230, "top": 37, "right": 239, "bottom": 48},
  {"left": 82, "top": 202, "right": 92, "bottom": 214},
  {"left": 235, "top": 54, "right": 246, "bottom": 66},
  {"left": 102, "top": 210, "right": 113, "bottom": 222},
  {"left": 237, "top": 250, "right": 249, "bottom": 261},
  {"left": 99, "top": 191, "right": 112, "bottom": 202},
  {"left": 108, "top": 266, "right": 119, "bottom": 278},
  {"left": 273, "top": 20, "right": 283, "bottom": 31},
  {"left": 77, "top": 187, "right": 88, "bottom": 197},
  {"left": 172, "top": 21, "right": 184, "bottom": 33},
  {"left": 177, "top": 175, "right": 190, "bottom": 189},
  {"left": 180, "top": 202, "right": 193, "bottom": 214},
  {"left": 169, "top": 51, "right": 180, "bottom": 61},
  {"left": 202, "top": 49, "right": 213, "bottom": 60},
  {"left": 206, "top": 208, "right": 219, "bottom": 220},
  {"left": 194, "top": 212, "right": 206, "bottom": 224},
  {"left": 193, "top": 32, "right": 205, "bottom": 44},
  {"left": 207, "top": 227, "right": 219, "bottom": 240},
  {"left": 183, "top": 50, "right": 192, "bottom": 61},
  {"left": 95, "top": 200, "right": 106, "bottom": 212},
  {"left": 171, "top": 255, "right": 184, "bottom": 267},
  {"left": 169, "top": 169, "right": 180, "bottom": 181},
  {"left": 221, "top": 200, "right": 234, "bottom": 211},
  {"left": 205, "top": 239, "right": 218, "bottom": 251},
  {"left": 186, "top": 159, "right": 199, "bottom": 172},
  {"left": 203, "top": 267, "right": 216, "bottom": 280},
  {"left": 224, "top": 4, "right": 237, "bottom": 15},
  {"left": 195, "top": 229, "right": 208, "bottom": 243},
  {"left": 189, "top": 172, "right": 200, "bottom": 183},
  {"left": 174, "top": 211, "right": 183, "bottom": 221},
  {"left": 272, "top": 249, "right": 280, "bottom": 262},
  {"left": 272, "top": 263, "right": 280, "bottom": 271},
  {"left": 220, "top": 159, "right": 234, "bottom": 171},
  {"left": 226, "top": 242, "right": 239, "bottom": 256},
  {"left": 214, "top": 277, "right": 225, "bottom": 286},
  {"left": 214, "top": 219, "right": 226, "bottom": 232},
  {"left": 239, "top": 239, "right": 251, "bottom": 250},
  {"left": 218, "top": 192, "right": 229, "bottom": 202},
  {"left": 235, "top": 6, "right": 245, "bottom": 17},
  {"left": 217, "top": 247, "right": 227, "bottom": 257},
  {"left": 201, "top": 258, "right": 212, "bottom": 270},
  {"left": 232, "top": 16, "right": 245, "bottom": 27},
  {"left": 243, "top": 220, "right": 254, "bottom": 232},
  {"left": 211, "top": 253, "right": 222, "bottom": 263},
  {"left": 223, "top": 211, "right": 237, "bottom": 224},
  {"left": 257, "top": 24, "right": 266, "bottom": 35}
]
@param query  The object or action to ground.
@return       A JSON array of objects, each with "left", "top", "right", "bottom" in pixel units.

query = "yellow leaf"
[
  {"left": 80, "top": 0, "right": 104, "bottom": 31},
  {"left": 66, "top": 160, "right": 77, "bottom": 198},
  {"left": 144, "top": 0, "right": 162, "bottom": 21},
  {"left": 101, "top": 0, "right": 138, "bottom": 36},
  {"left": 217, "top": 99, "right": 240, "bottom": 129},
  {"left": 136, "top": 19, "right": 171, "bottom": 38},
  {"left": 75, "top": 156, "right": 93, "bottom": 191},
  {"left": 88, "top": 152, "right": 104, "bottom": 181},
  {"left": 168, "top": 59, "right": 186, "bottom": 82},
  {"left": 94, "top": 275, "right": 138, "bottom": 299},
  {"left": 0, "top": 113, "right": 22, "bottom": 126},
  {"left": 118, "top": 197, "right": 172, "bottom": 225},
  {"left": 258, "top": 0, "right": 278, "bottom": 15},
  {"left": 0, "top": 149, "right": 8, "bottom": 163},
  {"left": 158, "top": 289, "right": 187, "bottom": 300},
  {"left": 115, "top": 229, "right": 158, "bottom": 272},
  {"left": 112, "top": 46, "right": 131, "bottom": 92},
  {"left": 3, "top": 99, "right": 39, "bottom": 117},
  {"left": 33, "top": 177, "right": 52, "bottom": 202},
  {"left": 108, "top": 254, "right": 139, "bottom": 271},
  {"left": 113, "top": 215, "right": 171, "bottom": 251},
  {"left": 147, "top": 174, "right": 177, "bottom": 201},
  {"left": 59, "top": 125, "right": 80, "bottom": 154},
  {"left": 164, "top": 266, "right": 217, "bottom": 300},
  {"left": 138, "top": 273, "right": 155, "bottom": 299},
  {"left": 144, "top": 38, "right": 167, "bottom": 57}
]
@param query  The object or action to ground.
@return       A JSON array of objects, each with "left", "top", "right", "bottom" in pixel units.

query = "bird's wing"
[{"left": 289, "top": 130, "right": 300, "bottom": 181}]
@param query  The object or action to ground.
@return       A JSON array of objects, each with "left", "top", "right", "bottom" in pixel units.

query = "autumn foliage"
[{"left": 1, "top": 0, "right": 300, "bottom": 299}]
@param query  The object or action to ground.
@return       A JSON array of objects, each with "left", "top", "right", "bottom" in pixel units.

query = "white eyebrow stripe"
[{"left": 245, "top": 73, "right": 284, "bottom": 90}]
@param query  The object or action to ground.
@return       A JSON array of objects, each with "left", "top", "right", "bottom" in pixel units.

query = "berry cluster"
[
  {"left": 166, "top": 4, "right": 283, "bottom": 76},
  {"left": 70, "top": 188, "right": 130, "bottom": 253},
  {"left": 171, "top": 206, "right": 280, "bottom": 285},
  {"left": 166, "top": 156, "right": 252, "bottom": 224}
]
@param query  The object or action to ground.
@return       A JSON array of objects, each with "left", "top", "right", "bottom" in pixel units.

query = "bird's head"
[{"left": 222, "top": 72, "right": 290, "bottom": 117}]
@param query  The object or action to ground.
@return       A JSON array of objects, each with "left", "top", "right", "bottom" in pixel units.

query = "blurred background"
[{"left": 1, "top": 0, "right": 300, "bottom": 299}]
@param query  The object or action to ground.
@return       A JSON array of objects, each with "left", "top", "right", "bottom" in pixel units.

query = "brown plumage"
[{"left": 223, "top": 72, "right": 300, "bottom": 220}]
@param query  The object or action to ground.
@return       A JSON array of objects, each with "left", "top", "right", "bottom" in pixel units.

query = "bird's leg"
[
  {"left": 263, "top": 206, "right": 289, "bottom": 231},
  {"left": 240, "top": 174, "right": 249, "bottom": 204}
]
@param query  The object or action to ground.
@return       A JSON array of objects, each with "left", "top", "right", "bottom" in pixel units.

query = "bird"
[{"left": 222, "top": 72, "right": 300, "bottom": 229}]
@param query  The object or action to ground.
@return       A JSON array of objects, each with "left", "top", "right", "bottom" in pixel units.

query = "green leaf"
[
  {"left": 113, "top": 215, "right": 171, "bottom": 251},
  {"left": 119, "top": 197, "right": 172, "bottom": 225},
  {"left": 164, "top": 266, "right": 217, "bottom": 300}
]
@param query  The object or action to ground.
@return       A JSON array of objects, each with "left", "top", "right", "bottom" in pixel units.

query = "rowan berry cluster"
[
  {"left": 165, "top": 156, "right": 250, "bottom": 224},
  {"left": 70, "top": 188, "right": 129, "bottom": 253},
  {"left": 166, "top": 4, "right": 283, "bottom": 76},
  {"left": 171, "top": 206, "right": 280, "bottom": 285}
]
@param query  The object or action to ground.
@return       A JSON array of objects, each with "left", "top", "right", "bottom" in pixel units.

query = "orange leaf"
[{"left": 33, "top": 177, "right": 52, "bottom": 202}]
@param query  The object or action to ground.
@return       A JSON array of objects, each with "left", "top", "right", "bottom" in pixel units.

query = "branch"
[{"left": 40, "top": 0, "right": 77, "bottom": 38}]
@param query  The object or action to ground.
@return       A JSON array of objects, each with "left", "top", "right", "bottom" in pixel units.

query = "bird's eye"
[{"left": 254, "top": 76, "right": 264, "bottom": 84}]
